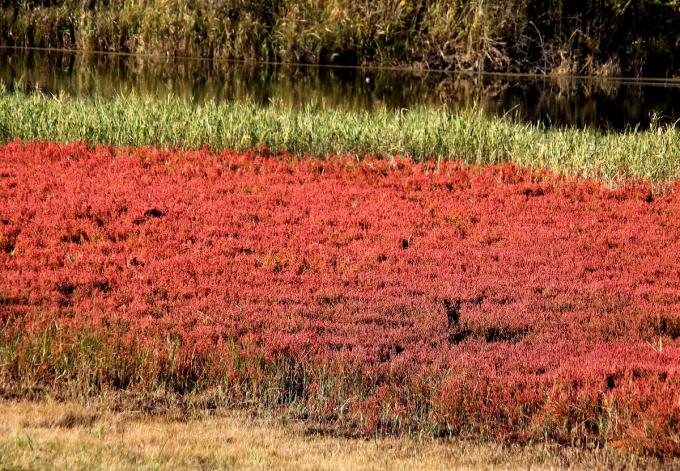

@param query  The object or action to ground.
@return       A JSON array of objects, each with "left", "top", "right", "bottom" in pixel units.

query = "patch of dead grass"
[{"left": 0, "top": 400, "right": 673, "bottom": 470}]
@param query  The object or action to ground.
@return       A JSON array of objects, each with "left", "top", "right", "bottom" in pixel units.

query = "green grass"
[{"left": 1, "top": 87, "right": 679, "bottom": 182}]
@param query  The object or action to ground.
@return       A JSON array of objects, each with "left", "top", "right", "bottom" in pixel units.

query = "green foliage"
[{"left": 0, "top": 89, "right": 678, "bottom": 181}]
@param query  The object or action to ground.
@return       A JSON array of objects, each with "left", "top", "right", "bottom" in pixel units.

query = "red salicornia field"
[{"left": 1, "top": 142, "right": 679, "bottom": 453}]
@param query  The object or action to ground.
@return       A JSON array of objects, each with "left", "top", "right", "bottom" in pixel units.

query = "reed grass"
[
  {"left": 1, "top": 87, "right": 679, "bottom": 181},
  {"left": 2, "top": 0, "right": 679, "bottom": 76}
]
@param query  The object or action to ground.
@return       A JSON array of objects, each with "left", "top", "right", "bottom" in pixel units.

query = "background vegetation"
[{"left": 1, "top": 0, "right": 679, "bottom": 77}]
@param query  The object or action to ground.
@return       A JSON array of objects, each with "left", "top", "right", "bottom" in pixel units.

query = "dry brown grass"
[{"left": 0, "top": 400, "right": 673, "bottom": 470}]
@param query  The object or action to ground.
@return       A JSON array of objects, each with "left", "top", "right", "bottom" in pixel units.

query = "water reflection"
[{"left": 1, "top": 48, "right": 679, "bottom": 130}]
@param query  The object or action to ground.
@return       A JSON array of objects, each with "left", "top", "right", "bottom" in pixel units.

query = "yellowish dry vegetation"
[
  {"left": 0, "top": 400, "right": 673, "bottom": 470},
  {"left": 2, "top": 0, "right": 679, "bottom": 76}
]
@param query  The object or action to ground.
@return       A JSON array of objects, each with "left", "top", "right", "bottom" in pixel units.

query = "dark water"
[{"left": 2, "top": 48, "right": 680, "bottom": 130}]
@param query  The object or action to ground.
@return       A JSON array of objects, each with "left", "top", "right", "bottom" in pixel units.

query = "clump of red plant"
[{"left": 1, "top": 141, "right": 679, "bottom": 454}]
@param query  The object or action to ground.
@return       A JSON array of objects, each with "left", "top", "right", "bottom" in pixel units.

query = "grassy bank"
[
  {"left": 1, "top": 88, "right": 679, "bottom": 181},
  {"left": 1, "top": 1, "right": 679, "bottom": 77}
]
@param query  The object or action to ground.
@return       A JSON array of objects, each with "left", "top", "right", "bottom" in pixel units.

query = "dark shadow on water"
[{"left": 1, "top": 48, "right": 679, "bottom": 131}]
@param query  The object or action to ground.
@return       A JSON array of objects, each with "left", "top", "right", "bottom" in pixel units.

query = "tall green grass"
[{"left": 1, "top": 87, "right": 679, "bottom": 181}]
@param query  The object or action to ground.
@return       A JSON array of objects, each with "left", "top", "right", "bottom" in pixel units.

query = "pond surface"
[{"left": 2, "top": 48, "right": 679, "bottom": 130}]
